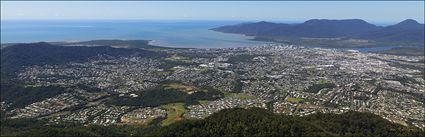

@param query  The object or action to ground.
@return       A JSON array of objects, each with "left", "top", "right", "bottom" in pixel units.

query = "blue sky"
[{"left": 1, "top": 1, "right": 424, "bottom": 23}]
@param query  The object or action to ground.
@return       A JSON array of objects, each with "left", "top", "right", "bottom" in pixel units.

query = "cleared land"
[
  {"left": 287, "top": 97, "right": 305, "bottom": 103},
  {"left": 163, "top": 83, "right": 198, "bottom": 93},
  {"left": 160, "top": 103, "right": 186, "bottom": 126}
]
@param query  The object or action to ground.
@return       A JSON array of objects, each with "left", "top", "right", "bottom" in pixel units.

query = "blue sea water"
[
  {"left": 0, "top": 20, "right": 405, "bottom": 51},
  {"left": 1, "top": 20, "right": 269, "bottom": 48}
]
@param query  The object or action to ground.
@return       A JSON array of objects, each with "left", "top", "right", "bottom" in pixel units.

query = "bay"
[{"left": 1, "top": 20, "right": 269, "bottom": 48}]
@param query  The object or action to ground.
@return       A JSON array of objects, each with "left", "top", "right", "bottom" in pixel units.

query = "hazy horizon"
[
  {"left": 1, "top": 18, "right": 420, "bottom": 27},
  {"left": 1, "top": 1, "right": 424, "bottom": 24}
]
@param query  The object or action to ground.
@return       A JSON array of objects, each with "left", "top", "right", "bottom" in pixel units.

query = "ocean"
[
  {"left": 1, "top": 20, "right": 404, "bottom": 51},
  {"left": 1, "top": 20, "right": 269, "bottom": 48}
]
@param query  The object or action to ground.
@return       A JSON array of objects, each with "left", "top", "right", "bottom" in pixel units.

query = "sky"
[{"left": 1, "top": 1, "right": 424, "bottom": 23}]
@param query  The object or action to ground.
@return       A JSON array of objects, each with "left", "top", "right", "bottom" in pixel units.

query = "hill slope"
[
  {"left": 356, "top": 19, "right": 425, "bottom": 43},
  {"left": 0, "top": 42, "right": 165, "bottom": 81},
  {"left": 2, "top": 108, "right": 423, "bottom": 136},
  {"left": 212, "top": 19, "right": 424, "bottom": 46}
]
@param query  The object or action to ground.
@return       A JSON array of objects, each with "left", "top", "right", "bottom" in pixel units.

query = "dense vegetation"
[
  {"left": 378, "top": 47, "right": 425, "bottom": 56},
  {"left": 106, "top": 85, "right": 223, "bottom": 107},
  {"left": 212, "top": 19, "right": 424, "bottom": 47},
  {"left": 0, "top": 42, "right": 165, "bottom": 80},
  {"left": 1, "top": 108, "right": 423, "bottom": 136},
  {"left": 356, "top": 19, "right": 424, "bottom": 43},
  {"left": 0, "top": 84, "right": 67, "bottom": 109}
]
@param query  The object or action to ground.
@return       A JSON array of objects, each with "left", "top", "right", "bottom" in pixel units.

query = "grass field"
[
  {"left": 287, "top": 98, "right": 305, "bottom": 103},
  {"left": 160, "top": 103, "right": 186, "bottom": 126},
  {"left": 224, "top": 93, "right": 257, "bottom": 99},
  {"left": 317, "top": 79, "right": 331, "bottom": 84},
  {"left": 156, "top": 71, "right": 171, "bottom": 76},
  {"left": 198, "top": 100, "right": 211, "bottom": 104},
  {"left": 163, "top": 83, "right": 198, "bottom": 93}
]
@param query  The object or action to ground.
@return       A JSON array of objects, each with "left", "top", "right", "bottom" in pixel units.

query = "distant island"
[{"left": 212, "top": 19, "right": 424, "bottom": 55}]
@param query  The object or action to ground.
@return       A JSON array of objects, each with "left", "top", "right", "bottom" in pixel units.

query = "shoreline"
[{"left": 2, "top": 38, "right": 424, "bottom": 56}]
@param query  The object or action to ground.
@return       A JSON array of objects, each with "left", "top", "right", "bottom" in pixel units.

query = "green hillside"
[{"left": 1, "top": 108, "right": 423, "bottom": 137}]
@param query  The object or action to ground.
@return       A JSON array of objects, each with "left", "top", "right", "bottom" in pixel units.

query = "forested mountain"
[
  {"left": 212, "top": 19, "right": 424, "bottom": 45},
  {"left": 355, "top": 19, "right": 425, "bottom": 43}
]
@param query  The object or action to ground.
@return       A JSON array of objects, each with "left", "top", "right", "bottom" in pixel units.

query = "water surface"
[{"left": 1, "top": 20, "right": 269, "bottom": 48}]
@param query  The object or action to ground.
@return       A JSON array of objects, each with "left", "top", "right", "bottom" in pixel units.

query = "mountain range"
[{"left": 212, "top": 19, "right": 424, "bottom": 46}]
